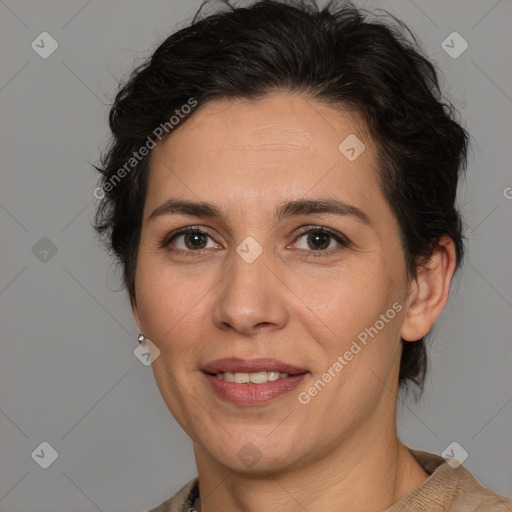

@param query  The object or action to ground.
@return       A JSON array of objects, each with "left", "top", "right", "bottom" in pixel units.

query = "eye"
[
  {"left": 161, "top": 225, "right": 351, "bottom": 256},
  {"left": 290, "top": 226, "right": 350, "bottom": 254},
  {"left": 161, "top": 226, "right": 220, "bottom": 253}
]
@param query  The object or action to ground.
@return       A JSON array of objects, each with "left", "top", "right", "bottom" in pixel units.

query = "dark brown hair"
[{"left": 93, "top": 0, "right": 469, "bottom": 394}]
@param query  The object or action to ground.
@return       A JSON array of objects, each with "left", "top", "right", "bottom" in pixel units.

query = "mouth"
[
  {"left": 205, "top": 370, "right": 303, "bottom": 384},
  {"left": 202, "top": 357, "right": 308, "bottom": 380},
  {"left": 201, "top": 357, "right": 309, "bottom": 405}
]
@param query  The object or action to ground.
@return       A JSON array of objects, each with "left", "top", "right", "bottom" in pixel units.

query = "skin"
[{"left": 131, "top": 93, "right": 457, "bottom": 512}]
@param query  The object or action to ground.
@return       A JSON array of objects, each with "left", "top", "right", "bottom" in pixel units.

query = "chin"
[{"left": 201, "top": 430, "right": 306, "bottom": 474}]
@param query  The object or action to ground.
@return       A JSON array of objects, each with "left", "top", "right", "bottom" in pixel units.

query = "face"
[{"left": 132, "top": 93, "right": 413, "bottom": 473}]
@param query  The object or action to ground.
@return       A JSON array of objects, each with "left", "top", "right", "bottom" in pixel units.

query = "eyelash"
[{"left": 160, "top": 225, "right": 351, "bottom": 258}]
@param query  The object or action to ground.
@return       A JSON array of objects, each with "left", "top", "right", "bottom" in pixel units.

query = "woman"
[{"left": 94, "top": 1, "right": 512, "bottom": 510}]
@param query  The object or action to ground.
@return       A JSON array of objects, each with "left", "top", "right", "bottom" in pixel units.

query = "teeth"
[{"left": 215, "top": 371, "right": 290, "bottom": 384}]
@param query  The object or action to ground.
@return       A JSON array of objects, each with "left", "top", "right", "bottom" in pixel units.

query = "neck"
[{"left": 192, "top": 408, "right": 429, "bottom": 512}]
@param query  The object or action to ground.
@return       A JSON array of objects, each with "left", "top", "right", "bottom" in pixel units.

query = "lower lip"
[{"left": 203, "top": 372, "right": 308, "bottom": 406}]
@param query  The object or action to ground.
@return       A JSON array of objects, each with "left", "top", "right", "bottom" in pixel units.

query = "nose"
[{"left": 212, "top": 246, "right": 289, "bottom": 336}]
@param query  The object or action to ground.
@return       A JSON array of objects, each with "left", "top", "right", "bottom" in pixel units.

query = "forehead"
[
  {"left": 145, "top": 93, "right": 384, "bottom": 221},
  {"left": 164, "top": 93, "right": 368, "bottom": 154}
]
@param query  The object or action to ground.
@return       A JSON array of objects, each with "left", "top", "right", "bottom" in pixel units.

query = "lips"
[{"left": 202, "top": 357, "right": 308, "bottom": 376}]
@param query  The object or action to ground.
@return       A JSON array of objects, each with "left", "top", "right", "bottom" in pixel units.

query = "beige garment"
[{"left": 147, "top": 449, "right": 512, "bottom": 512}]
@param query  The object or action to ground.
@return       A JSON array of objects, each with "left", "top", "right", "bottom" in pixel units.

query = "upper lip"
[{"left": 202, "top": 357, "right": 308, "bottom": 375}]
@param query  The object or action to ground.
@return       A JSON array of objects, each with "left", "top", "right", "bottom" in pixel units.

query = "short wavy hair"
[{"left": 93, "top": 0, "right": 469, "bottom": 394}]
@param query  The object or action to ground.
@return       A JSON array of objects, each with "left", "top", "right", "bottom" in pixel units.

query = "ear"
[{"left": 400, "top": 235, "right": 458, "bottom": 341}]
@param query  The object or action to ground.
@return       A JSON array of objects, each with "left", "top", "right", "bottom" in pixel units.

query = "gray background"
[{"left": 0, "top": 0, "right": 511, "bottom": 511}]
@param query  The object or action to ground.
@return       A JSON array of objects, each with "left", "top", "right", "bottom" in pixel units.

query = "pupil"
[
  {"left": 185, "top": 233, "right": 206, "bottom": 250},
  {"left": 308, "top": 232, "right": 329, "bottom": 250}
]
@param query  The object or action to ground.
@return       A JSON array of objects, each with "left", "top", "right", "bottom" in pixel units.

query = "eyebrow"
[{"left": 148, "top": 198, "right": 370, "bottom": 225}]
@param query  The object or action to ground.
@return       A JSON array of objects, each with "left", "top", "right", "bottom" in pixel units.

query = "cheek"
[
  {"left": 296, "top": 259, "right": 400, "bottom": 338},
  {"left": 294, "top": 258, "right": 405, "bottom": 397},
  {"left": 134, "top": 253, "right": 214, "bottom": 357},
  {"left": 134, "top": 257, "right": 212, "bottom": 428}
]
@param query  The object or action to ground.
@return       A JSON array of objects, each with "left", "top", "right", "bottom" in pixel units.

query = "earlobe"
[{"left": 400, "top": 236, "right": 457, "bottom": 342}]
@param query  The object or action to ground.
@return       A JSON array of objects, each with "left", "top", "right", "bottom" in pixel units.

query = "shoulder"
[
  {"left": 452, "top": 482, "right": 512, "bottom": 511},
  {"left": 453, "top": 462, "right": 512, "bottom": 511},
  {"left": 146, "top": 477, "right": 199, "bottom": 512},
  {"left": 401, "top": 449, "right": 512, "bottom": 512}
]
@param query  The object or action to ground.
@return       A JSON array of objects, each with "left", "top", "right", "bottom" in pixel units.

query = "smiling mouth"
[
  {"left": 202, "top": 370, "right": 309, "bottom": 405},
  {"left": 204, "top": 370, "right": 307, "bottom": 384},
  {"left": 201, "top": 357, "right": 309, "bottom": 404}
]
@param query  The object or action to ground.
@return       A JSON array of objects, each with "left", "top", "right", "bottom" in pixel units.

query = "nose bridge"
[{"left": 212, "top": 236, "right": 288, "bottom": 334}]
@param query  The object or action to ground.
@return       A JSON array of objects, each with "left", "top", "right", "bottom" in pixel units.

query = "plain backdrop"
[{"left": 0, "top": 0, "right": 511, "bottom": 511}]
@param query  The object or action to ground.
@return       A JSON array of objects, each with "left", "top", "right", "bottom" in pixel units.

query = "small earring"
[{"left": 138, "top": 333, "right": 145, "bottom": 344}]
